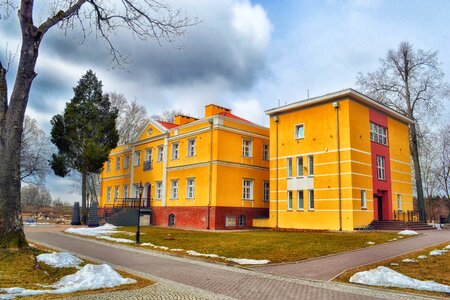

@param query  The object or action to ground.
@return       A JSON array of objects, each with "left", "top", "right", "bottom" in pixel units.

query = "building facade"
[
  {"left": 99, "top": 104, "right": 270, "bottom": 229},
  {"left": 254, "top": 89, "right": 414, "bottom": 230}
]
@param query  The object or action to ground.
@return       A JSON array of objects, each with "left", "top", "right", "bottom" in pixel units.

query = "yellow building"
[
  {"left": 254, "top": 89, "right": 414, "bottom": 230},
  {"left": 100, "top": 104, "right": 270, "bottom": 229}
]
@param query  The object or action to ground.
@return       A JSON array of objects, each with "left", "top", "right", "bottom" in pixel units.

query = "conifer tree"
[{"left": 50, "top": 70, "right": 119, "bottom": 223}]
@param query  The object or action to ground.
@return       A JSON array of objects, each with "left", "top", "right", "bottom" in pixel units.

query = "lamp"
[{"left": 136, "top": 182, "right": 144, "bottom": 244}]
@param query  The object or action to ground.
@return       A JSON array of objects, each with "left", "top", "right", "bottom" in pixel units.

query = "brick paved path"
[
  {"left": 251, "top": 229, "right": 450, "bottom": 281},
  {"left": 25, "top": 227, "right": 439, "bottom": 300}
]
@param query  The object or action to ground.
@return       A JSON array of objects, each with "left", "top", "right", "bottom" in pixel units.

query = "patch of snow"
[
  {"left": 186, "top": 250, "right": 220, "bottom": 258},
  {"left": 444, "top": 245, "right": 450, "bottom": 250},
  {"left": 401, "top": 259, "right": 417, "bottom": 263},
  {"left": 429, "top": 250, "right": 447, "bottom": 256},
  {"left": 65, "top": 223, "right": 119, "bottom": 237},
  {"left": 170, "top": 248, "right": 184, "bottom": 252},
  {"left": 417, "top": 255, "right": 427, "bottom": 259},
  {"left": 388, "top": 238, "right": 397, "bottom": 242},
  {"left": 154, "top": 246, "right": 169, "bottom": 250},
  {"left": 398, "top": 230, "right": 419, "bottom": 235},
  {"left": 37, "top": 253, "right": 83, "bottom": 268},
  {"left": 366, "top": 241, "right": 375, "bottom": 245},
  {"left": 96, "top": 235, "right": 134, "bottom": 244},
  {"left": 140, "top": 242, "right": 155, "bottom": 247},
  {"left": 390, "top": 263, "right": 399, "bottom": 266},
  {"left": 226, "top": 258, "right": 270, "bottom": 265},
  {"left": 349, "top": 266, "right": 450, "bottom": 293},
  {"left": 0, "top": 264, "right": 135, "bottom": 299}
]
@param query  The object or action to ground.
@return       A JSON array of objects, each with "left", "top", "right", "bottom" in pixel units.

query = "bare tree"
[
  {"left": 0, "top": 1, "right": 195, "bottom": 248},
  {"left": 21, "top": 185, "right": 52, "bottom": 210},
  {"left": 436, "top": 123, "right": 450, "bottom": 220},
  {"left": 109, "top": 92, "right": 150, "bottom": 144},
  {"left": 152, "top": 108, "right": 184, "bottom": 123},
  {"left": 20, "top": 116, "right": 52, "bottom": 185},
  {"left": 357, "top": 41, "right": 450, "bottom": 222}
]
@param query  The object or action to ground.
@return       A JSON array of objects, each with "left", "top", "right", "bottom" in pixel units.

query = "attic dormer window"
[{"left": 147, "top": 128, "right": 153, "bottom": 136}]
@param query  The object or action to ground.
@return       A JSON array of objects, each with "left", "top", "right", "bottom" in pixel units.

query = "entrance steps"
[{"left": 369, "top": 220, "right": 435, "bottom": 230}]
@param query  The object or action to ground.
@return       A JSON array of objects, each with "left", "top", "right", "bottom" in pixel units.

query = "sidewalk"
[
  {"left": 251, "top": 229, "right": 450, "bottom": 281},
  {"left": 25, "top": 225, "right": 441, "bottom": 300}
]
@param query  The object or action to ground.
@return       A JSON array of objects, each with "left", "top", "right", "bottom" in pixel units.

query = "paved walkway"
[
  {"left": 251, "top": 229, "right": 450, "bottom": 281},
  {"left": 25, "top": 225, "right": 448, "bottom": 300}
]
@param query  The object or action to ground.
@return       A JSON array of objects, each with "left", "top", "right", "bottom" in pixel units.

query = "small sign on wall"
[{"left": 225, "top": 216, "right": 236, "bottom": 227}]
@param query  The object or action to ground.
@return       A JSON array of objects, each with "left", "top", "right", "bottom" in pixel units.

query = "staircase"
[{"left": 369, "top": 220, "right": 435, "bottom": 230}]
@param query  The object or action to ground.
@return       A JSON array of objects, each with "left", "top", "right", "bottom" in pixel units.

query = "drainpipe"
[
  {"left": 207, "top": 118, "right": 214, "bottom": 229},
  {"left": 333, "top": 101, "right": 342, "bottom": 231},
  {"left": 273, "top": 115, "right": 279, "bottom": 229}
]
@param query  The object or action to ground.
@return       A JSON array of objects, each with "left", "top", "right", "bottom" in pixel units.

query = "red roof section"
[
  {"left": 158, "top": 121, "right": 179, "bottom": 129},
  {"left": 218, "top": 111, "right": 252, "bottom": 124}
]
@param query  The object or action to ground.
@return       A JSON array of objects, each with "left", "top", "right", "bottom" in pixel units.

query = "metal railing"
[
  {"left": 103, "top": 198, "right": 152, "bottom": 218},
  {"left": 143, "top": 160, "right": 152, "bottom": 171},
  {"left": 393, "top": 210, "right": 418, "bottom": 222}
]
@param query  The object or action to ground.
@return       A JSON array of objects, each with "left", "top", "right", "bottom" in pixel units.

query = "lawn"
[
  {"left": 110, "top": 227, "right": 402, "bottom": 264},
  {"left": 0, "top": 247, "right": 152, "bottom": 299},
  {"left": 335, "top": 242, "right": 450, "bottom": 298}
]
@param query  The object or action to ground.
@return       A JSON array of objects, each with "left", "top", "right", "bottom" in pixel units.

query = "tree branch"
[
  {"left": 0, "top": 60, "right": 7, "bottom": 121},
  {"left": 38, "top": 0, "right": 88, "bottom": 35}
]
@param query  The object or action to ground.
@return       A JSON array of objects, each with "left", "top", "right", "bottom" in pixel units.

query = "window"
[
  {"left": 172, "top": 142, "right": 179, "bottom": 160},
  {"left": 115, "top": 156, "right": 121, "bottom": 170},
  {"left": 297, "top": 156, "right": 303, "bottom": 177},
  {"left": 295, "top": 124, "right": 304, "bottom": 139},
  {"left": 106, "top": 187, "right": 111, "bottom": 202},
  {"left": 287, "top": 191, "right": 293, "bottom": 210},
  {"left": 170, "top": 180, "right": 179, "bottom": 199},
  {"left": 242, "top": 179, "right": 254, "bottom": 200},
  {"left": 106, "top": 159, "right": 111, "bottom": 172},
  {"left": 287, "top": 158, "right": 293, "bottom": 177},
  {"left": 145, "top": 148, "right": 152, "bottom": 162},
  {"left": 133, "top": 184, "right": 139, "bottom": 198},
  {"left": 308, "top": 155, "right": 314, "bottom": 176},
  {"left": 242, "top": 139, "right": 253, "bottom": 157},
  {"left": 114, "top": 186, "right": 119, "bottom": 201},
  {"left": 134, "top": 151, "right": 141, "bottom": 166},
  {"left": 238, "top": 215, "right": 246, "bottom": 226},
  {"left": 187, "top": 139, "right": 196, "bottom": 157},
  {"left": 370, "top": 122, "right": 388, "bottom": 145},
  {"left": 361, "top": 190, "right": 367, "bottom": 209},
  {"left": 397, "top": 194, "right": 402, "bottom": 211},
  {"left": 308, "top": 190, "right": 314, "bottom": 210},
  {"left": 263, "top": 181, "right": 270, "bottom": 202},
  {"left": 262, "top": 144, "right": 269, "bottom": 160},
  {"left": 124, "top": 154, "right": 130, "bottom": 169},
  {"left": 156, "top": 182, "right": 163, "bottom": 199},
  {"left": 123, "top": 185, "right": 128, "bottom": 199},
  {"left": 168, "top": 214, "right": 175, "bottom": 226},
  {"left": 157, "top": 146, "right": 164, "bottom": 162},
  {"left": 297, "top": 190, "right": 304, "bottom": 210},
  {"left": 225, "top": 216, "right": 236, "bottom": 227},
  {"left": 376, "top": 155, "right": 386, "bottom": 180},
  {"left": 186, "top": 178, "right": 195, "bottom": 198}
]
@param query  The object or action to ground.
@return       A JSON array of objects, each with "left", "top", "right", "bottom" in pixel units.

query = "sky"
[{"left": 1, "top": 0, "right": 450, "bottom": 204}]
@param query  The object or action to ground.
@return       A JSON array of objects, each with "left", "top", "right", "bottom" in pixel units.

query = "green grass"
[
  {"left": 110, "top": 227, "right": 402, "bottom": 263},
  {"left": 335, "top": 242, "right": 450, "bottom": 298},
  {"left": 0, "top": 247, "right": 152, "bottom": 299}
]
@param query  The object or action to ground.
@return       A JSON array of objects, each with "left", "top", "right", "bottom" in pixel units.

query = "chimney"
[
  {"left": 204, "top": 104, "right": 231, "bottom": 118},
  {"left": 173, "top": 115, "right": 198, "bottom": 126}
]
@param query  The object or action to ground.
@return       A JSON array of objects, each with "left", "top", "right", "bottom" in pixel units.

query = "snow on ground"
[
  {"left": 96, "top": 235, "right": 134, "bottom": 244},
  {"left": 24, "top": 222, "right": 52, "bottom": 227},
  {"left": 417, "top": 255, "right": 427, "bottom": 259},
  {"left": 65, "top": 223, "right": 119, "bottom": 237},
  {"left": 349, "top": 266, "right": 450, "bottom": 293},
  {"left": 186, "top": 250, "right": 220, "bottom": 258},
  {"left": 397, "top": 230, "right": 419, "bottom": 235},
  {"left": 401, "top": 259, "right": 417, "bottom": 263},
  {"left": 429, "top": 249, "right": 448, "bottom": 256},
  {"left": 226, "top": 258, "right": 271, "bottom": 265},
  {"left": 37, "top": 252, "right": 83, "bottom": 268},
  {"left": 0, "top": 264, "right": 135, "bottom": 299},
  {"left": 366, "top": 241, "right": 375, "bottom": 245},
  {"left": 444, "top": 245, "right": 450, "bottom": 250}
]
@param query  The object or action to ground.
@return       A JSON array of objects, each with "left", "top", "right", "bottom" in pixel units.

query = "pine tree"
[{"left": 50, "top": 70, "right": 119, "bottom": 223}]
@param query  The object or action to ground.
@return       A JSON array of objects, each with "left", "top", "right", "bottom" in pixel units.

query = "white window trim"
[
  {"left": 106, "top": 159, "right": 111, "bottom": 172},
  {"left": 308, "top": 155, "right": 314, "bottom": 176},
  {"left": 123, "top": 185, "right": 128, "bottom": 199},
  {"left": 297, "top": 190, "right": 304, "bottom": 210},
  {"left": 186, "top": 178, "right": 195, "bottom": 199},
  {"left": 361, "top": 190, "right": 367, "bottom": 209},
  {"left": 115, "top": 156, "right": 121, "bottom": 171},
  {"left": 242, "top": 139, "right": 253, "bottom": 158},
  {"left": 187, "top": 138, "right": 196, "bottom": 157},
  {"left": 170, "top": 179, "right": 179, "bottom": 199},
  {"left": 172, "top": 142, "right": 180, "bottom": 160},
  {"left": 134, "top": 151, "right": 141, "bottom": 166},
  {"left": 156, "top": 181, "right": 163, "bottom": 200},
  {"left": 157, "top": 146, "right": 164, "bottom": 162},
  {"left": 294, "top": 123, "right": 305, "bottom": 139},
  {"left": 287, "top": 158, "right": 293, "bottom": 178},
  {"left": 145, "top": 148, "right": 152, "bottom": 161},
  {"left": 296, "top": 156, "right": 303, "bottom": 177},
  {"left": 377, "top": 155, "right": 386, "bottom": 180},
  {"left": 124, "top": 154, "right": 130, "bottom": 169},
  {"left": 242, "top": 179, "right": 254, "bottom": 200},
  {"left": 287, "top": 191, "right": 293, "bottom": 210},
  {"left": 308, "top": 189, "right": 315, "bottom": 210},
  {"left": 262, "top": 143, "right": 269, "bottom": 161},
  {"left": 397, "top": 194, "right": 403, "bottom": 211},
  {"left": 114, "top": 186, "right": 119, "bottom": 201},
  {"left": 106, "top": 187, "right": 111, "bottom": 202},
  {"left": 263, "top": 181, "right": 270, "bottom": 202}
]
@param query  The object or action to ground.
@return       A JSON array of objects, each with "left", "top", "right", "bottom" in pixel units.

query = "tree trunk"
[
  {"left": 81, "top": 171, "right": 87, "bottom": 224},
  {"left": 410, "top": 123, "right": 426, "bottom": 222}
]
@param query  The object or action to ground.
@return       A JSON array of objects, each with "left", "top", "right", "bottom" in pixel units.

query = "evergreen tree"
[{"left": 50, "top": 70, "right": 119, "bottom": 223}]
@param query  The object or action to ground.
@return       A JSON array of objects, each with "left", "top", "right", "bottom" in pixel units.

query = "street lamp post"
[{"left": 136, "top": 182, "right": 144, "bottom": 244}]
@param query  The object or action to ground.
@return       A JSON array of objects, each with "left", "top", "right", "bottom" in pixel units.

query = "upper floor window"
[
  {"left": 297, "top": 156, "right": 303, "bottom": 177},
  {"left": 170, "top": 180, "right": 179, "bottom": 199},
  {"left": 242, "top": 179, "right": 254, "bottom": 200},
  {"left": 114, "top": 186, "right": 119, "bottom": 201},
  {"left": 123, "top": 185, "right": 128, "bottom": 199},
  {"left": 370, "top": 122, "right": 388, "bottom": 145},
  {"left": 186, "top": 178, "right": 195, "bottom": 198},
  {"left": 157, "top": 146, "right": 164, "bottom": 162},
  {"left": 106, "top": 187, "right": 111, "bottom": 202},
  {"left": 295, "top": 124, "right": 304, "bottom": 139},
  {"left": 262, "top": 144, "right": 269, "bottom": 160},
  {"left": 124, "top": 154, "right": 130, "bottom": 169},
  {"left": 106, "top": 159, "right": 111, "bottom": 172},
  {"left": 242, "top": 139, "right": 253, "bottom": 157},
  {"left": 308, "top": 155, "right": 314, "bottom": 176},
  {"left": 134, "top": 151, "right": 141, "bottom": 166},
  {"left": 263, "top": 181, "right": 270, "bottom": 202},
  {"left": 145, "top": 148, "right": 152, "bottom": 162},
  {"left": 172, "top": 142, "right": 179, "bottom": 160},
  {"left": 156, "top": 181, "right": 163, "bottom": 199},
  {"left": 187, "top": 139, "right": 196, "bottom": 157},
  {"left": 376, "top": 155, "right": 386, "bottom": 180},
  {"left": 115, "top": 156, "right": 121, "bottom": 171},
  {"left": 287, "top": 158, "right": 293, "bottom": 177}
]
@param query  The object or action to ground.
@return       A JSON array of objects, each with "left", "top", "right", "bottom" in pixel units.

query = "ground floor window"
[
  {"left": 168, "top": 214, "right": 175, "bottom": 226},
  {"left": 238, "top": 215, "right": 246, "bottom": 226},
  {"left": 287, "top": 191, "right": 293, "bottom": 210},
  {"left": 361, "top": 190, "right": 367, "bottom": 209},
  {"left": 225, "top": 216, "right": 236, "bottom": 227},
  {"left": 308, "top": 190, "right": 314, "bottom": 210},
  {"left": 297, "top": 190, "right": 304, "bottom": 210},
  {"left": 397, "top": 194, "right": 402, "bottom": 211}
]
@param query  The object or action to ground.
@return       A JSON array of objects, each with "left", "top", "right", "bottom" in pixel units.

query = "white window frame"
[
  {"left": 308, "top": 189, "right": 314, "bottom": 210},
  {"left": 145, "top": 148, "right": 152, "bottom": 162},
  {"left": 295, "top": 123, "right": 305, "bottom": 139},
  {"left": 287, "top": 191, "right": 293, "bottom": 210},
  {"left": 106, "top": 159, "right": 111, "bottom": 172},
  {"left": 133, "top": 184, "right": 139, "bottom": 199},
  {"left": 124, "top": 154, "right": 130, "bottom": 169},
  {"left": 134, "top": 151, "right": 141, "bottom": 166},
  {"left": 263, "top": 181, "right": 270, "bottom": 202},
  {"left": 114, "top": 186, "right": 119, "bottom": 201},
  {"left": 106, "top": 187, "right": 111, "bottom": 202},
  {"left": 170, "top": 179, "right": 179, "bottom": 199},
  {"left": 115, "top": 156, "right": 121, "bottom": 171},
  {"left": 297, "top": 190, "right": 304, "bottom": 210},
  {"left": 186, "top": 178, "right": 195, "bottom": 199},
  {"left": 361, "top": 190, "right": 367, "bottom": 209},
  {"left": 242, "top": 179, "right": 254, "bottom": 200},
  {"left": 297, "top": 156, "right": 303, "bottom": 177},
  {"left": 172, "top": 142, "right": 179, "bottom": 160},
  {"left": 308, "top": 155, "right": 314, "bottom": 176},
  {"left": 123, "top": 185, "right": 128, "bottom": 199},
  {"left": 157, "top": 146, "right": 164, "bottom": 162},
  {"left": 242, "top": 139, "right": 253, "bottom": 157},
  {"left": 397, "top": 194, "right": 403, "bottom": 211},
  {"left": 370, "top": 122, "right": 388, "bottom": 145},
  {"left": 376, "top": 155, "right": 386, "bottom": 180},
  {"left": 156, "top": 181, "right": 163, "bottom": 199},
  {"left": 287, "top": 158, "right": 293, "bottom": 178},
  {"left": 262, "top": 143, "right": 269, "bottom": 160},
  {"left": 187, "top": 138, "right": 196, "bottom": 157}
]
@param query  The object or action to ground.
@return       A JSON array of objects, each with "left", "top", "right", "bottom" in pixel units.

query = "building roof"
[
  {"left": 158, "top": 121, "right": 179, "bottom": 129},
  {"left": 265, "top": 88, "right": 414, "bottom": 124},
  {"left": 218, "top": 111, "right": 253, "bottom": 124}
]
